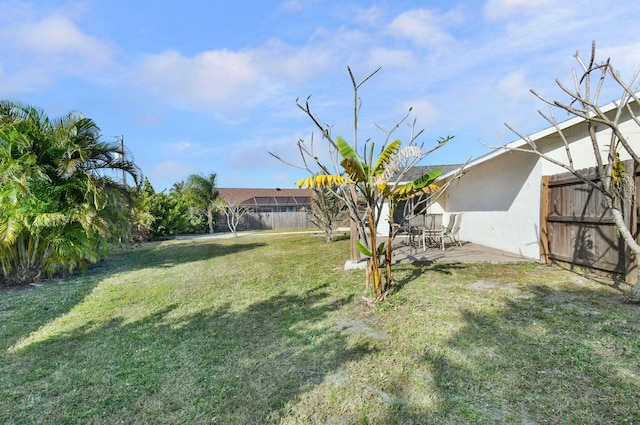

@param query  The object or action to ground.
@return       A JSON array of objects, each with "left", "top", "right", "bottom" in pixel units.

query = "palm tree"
[
  {"left": 184, "top": 173, "right": 219, "bottom": 234},
  {"left": 0, "top": 101, "right": 140, "bottom": 285}
]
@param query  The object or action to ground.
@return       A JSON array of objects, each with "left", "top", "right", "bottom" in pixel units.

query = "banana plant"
[{"left": 297, "top": 135, "right": 440, "bottom": 301}]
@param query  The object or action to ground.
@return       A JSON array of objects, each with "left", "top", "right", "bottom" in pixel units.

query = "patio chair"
[
  {"left": 441, "top": 213, "right": 462, "bottom": 250},
  {"left": 405, "top": 214, "right": 425, "bottom": 247},
  {"left": 422, "top": 213, "right": 443, "bottom": 249}
]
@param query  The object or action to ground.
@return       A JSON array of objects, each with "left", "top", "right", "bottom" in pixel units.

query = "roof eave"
[{"left": 439, "top": 97, "right": 635, "bottom": 180}]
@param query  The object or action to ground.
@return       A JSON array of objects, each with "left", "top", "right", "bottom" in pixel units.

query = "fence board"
[
  {"left": 543, "top": 161, "right": 637, "bottom": 280},
  {"left": 217, "top": 211, "right": 313, "bottom": 231}
]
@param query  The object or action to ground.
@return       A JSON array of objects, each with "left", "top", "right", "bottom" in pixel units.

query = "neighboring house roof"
[
  {"left": 217, "top": 188, "right": 313, "bottom": 207},
  {"left": 440, "top": 97, "right": 635, "bottom": 180}
]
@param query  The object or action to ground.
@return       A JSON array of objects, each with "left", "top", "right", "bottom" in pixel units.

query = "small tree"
[
  {"left": 486, "top": 41, "right": 640, "bottom": 302},
  {"left": 307, "top": 187, "right": 348, "bottom": 243},
  {"left": 273, "top": 67, "right": 461, "bottom": 302},
  {"left": 214, "top": 198, "right": 251, "bottom": 237},
  {"left": 297, "top": 137, "right": 448, "bottom": 301}
]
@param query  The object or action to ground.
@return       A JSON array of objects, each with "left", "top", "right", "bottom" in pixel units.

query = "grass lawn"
[{"left": 1, "top": 233, "right": 639, "bottom": 424}]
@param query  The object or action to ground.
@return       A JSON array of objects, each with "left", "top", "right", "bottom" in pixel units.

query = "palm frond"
[
  {"left": 32, "top": 213, "right": 68, "bottom": 229},
  {"left": 0, "top": 217, "right": 24, "bottom": 245}
]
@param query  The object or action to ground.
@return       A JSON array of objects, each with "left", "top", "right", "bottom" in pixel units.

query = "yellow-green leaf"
[
  {"left": 296, "top": 175, "right": 353, "bottom": 189},
  {"left": 373, "top": 140, "right": 401, "bottom": 175}
]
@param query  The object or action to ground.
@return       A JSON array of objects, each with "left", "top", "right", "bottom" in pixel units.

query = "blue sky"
[{"left": 2, "top": 0, "right": 640, "bottom": 191}]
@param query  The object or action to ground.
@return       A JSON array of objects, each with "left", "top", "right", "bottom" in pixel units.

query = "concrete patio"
[{"left": 391, "top": 237, "right": 533, "bottom": 265}]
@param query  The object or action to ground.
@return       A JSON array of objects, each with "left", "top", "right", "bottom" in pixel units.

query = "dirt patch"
[
  {"left": 336, "top": 318, "right": 388, "bottom": 340},
  {"left": 541, "top": 292, "right": 601, "bottom": 316},
  {"left": 467, "top": 279, "right": 500, "bottom": 290},
  {"left": 466, "top": 280, "right": 522, "bottom": 294},
  {"left": 324, "top": 370, "right": 350, "bottom": 387}
]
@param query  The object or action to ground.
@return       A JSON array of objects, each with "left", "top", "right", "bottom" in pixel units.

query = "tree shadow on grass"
[
  {"left": 375, "top": 284, "right": 640, "bottom": 424},
  {"left": 0, "top": 238, "right": 267, "bottom": 351},
  {"left": 390, "top": 262, "right": 467, "bottom": 295},
  {"left": 2, "top": 284, "right": 374, "bottom": 424},
  {"left": 106, "top": 238, "right": 267, "bottom": 274}
]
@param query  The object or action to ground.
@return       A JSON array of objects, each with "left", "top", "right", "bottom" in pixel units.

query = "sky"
[{"left": 2, "top": 0, "right": 640, "bottom": 191}]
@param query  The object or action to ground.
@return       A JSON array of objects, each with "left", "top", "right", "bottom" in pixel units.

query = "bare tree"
[
  {"left": 306, "top": 186, "right": 349, "bottom": 243},
  {"left": 214, "top": 199, "right": 251, "bottom": 237},
  {"left": 484, "top": 41, "right": 640, "bottom": 302}
]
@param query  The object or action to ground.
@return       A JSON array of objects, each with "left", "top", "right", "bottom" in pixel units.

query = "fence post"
[
  {"left": 540, "top": 175, "right": 550, "bottom": 264},
  {"left": 624, "top": 161, "right": 638, "bottom": 284}
]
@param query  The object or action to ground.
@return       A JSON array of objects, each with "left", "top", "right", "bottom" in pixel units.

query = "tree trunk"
[
  {"left": 207, "top": 210, "right": 214, "bottom": 234},
  {"left": 325, "top": 226, "right": 333, "bottom": 243},
  {"left": 608, "top": 199, "right": 640, "bottom": 302},
  {"left": 349, "top": 186, "right": 359, "bottom": 261},
  {"left": 367, "top": 208, "right": 382, "bottom": 300},
  {"left": 384, "top": 215, "right": 394, "bottom": 293}
]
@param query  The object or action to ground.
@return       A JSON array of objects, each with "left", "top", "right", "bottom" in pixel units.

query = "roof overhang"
[{"left": 439, "top": 97, "right": 634, "bottom": 180}]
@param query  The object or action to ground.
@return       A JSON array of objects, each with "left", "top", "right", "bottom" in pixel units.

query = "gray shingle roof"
[{"left": 394, "top": 164, "right": 463, "bottom": 183}]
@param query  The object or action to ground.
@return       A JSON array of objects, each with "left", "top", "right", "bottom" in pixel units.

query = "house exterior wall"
[
  {"left": 444, "top": 150, "right": 543, "bottom": 259},
  {"left": 378, "top": 203, "right": 390, "bottom": 236},
  {"left": 445, "top": 107, "right": 640, "bottom": 260},
  {"left": 540, "top": 118, "right": 639, "bottom": 175}
]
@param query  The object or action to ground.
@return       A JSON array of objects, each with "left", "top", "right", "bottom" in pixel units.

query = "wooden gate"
[{"left": 540, "top": 161, "right": 638, "bottom": 282}]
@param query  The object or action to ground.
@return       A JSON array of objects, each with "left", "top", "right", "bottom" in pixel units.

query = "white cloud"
[
  {"left": 483, "top": 0, "right": 555, "bottom": 21},
  {"left": 368, "top": 47, "right": 414, "bottom": 69},
  {"left": 496, "top": 70, "right": 531, "bottom": 100},
  {"left": 398, "top": 98, "right": 440, "bottom": 126},
  {"left": 0, "top": 7, "right": 114, "bottom": 93},
  {"left": 256, "top": 39, "right": 334, "bottom": 83},
  {"left": 279, "top": 0, "right": 308, "bottom": 13},
  {"left": 15, "top": 14, "right": 112, "bottom": 68},
  {"left": 598, "top": 42, "right": 640, "bottom": 82},
  {"left": 388, "top": 9, "right": 459, "bottom": 51},
  {"left": 354, "top": 6, "right": 386, "bottom": 26},
  {"left": 137, "top": 49, "right": 261, "bottom": 110},
  {"left": 171, "top": 140, "right": 195, "bottom": 154},
  {"left": 135, "top": 39, "right": 337, "bottom": 115}
]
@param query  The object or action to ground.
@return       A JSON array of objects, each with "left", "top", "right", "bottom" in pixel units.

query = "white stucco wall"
[
  {"left": 444, "top": 150, "right": 543, "bottom": 259},
  {"left": 377, "top": 202, "right": 390, "bottom": 236},
  {"left": 540, "top": 118, "right": 640, "bottom": 175}
]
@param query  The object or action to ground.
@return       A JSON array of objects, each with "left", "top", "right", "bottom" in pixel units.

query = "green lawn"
[{"left": 1, "top": 233, "right": 639, "bottom": 424}]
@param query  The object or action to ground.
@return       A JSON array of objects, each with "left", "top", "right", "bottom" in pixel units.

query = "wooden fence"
[
  {"left": 216, "top": 211, "right": 313, "bottom": 232},
  {"left": 540, "top": 161, "right": 638, "bottom": 282}
]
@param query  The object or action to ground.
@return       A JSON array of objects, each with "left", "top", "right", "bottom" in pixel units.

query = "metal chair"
[
  {"left": 422, "top": 213, "right": 443, "bottom": 249},
  {"left": 441, "top": 213, "right": 462, "bottom": 250},
  {"left": 405, "top": 214, "right": 425, "bottom": 247}
]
